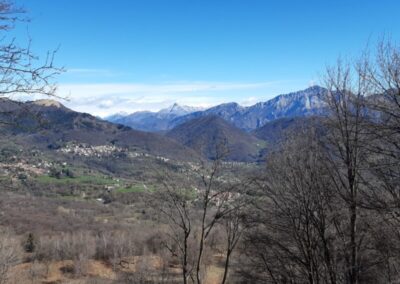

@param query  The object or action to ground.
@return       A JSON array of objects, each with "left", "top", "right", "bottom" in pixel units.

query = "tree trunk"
[{"left": 221, "top": 249, "right": 231, "bottom": 284}]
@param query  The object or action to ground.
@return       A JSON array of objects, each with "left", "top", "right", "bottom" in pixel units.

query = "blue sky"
[{"left": 13, "top": 0, "right": 400, "bottom": 116}]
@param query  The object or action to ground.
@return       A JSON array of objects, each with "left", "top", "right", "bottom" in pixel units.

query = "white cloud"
[
  {"left": 13, "top": 80, "right": 300, "bottom": 117},
  {"left": 98, "top": 99, "right": 116, "bottom": 109}
]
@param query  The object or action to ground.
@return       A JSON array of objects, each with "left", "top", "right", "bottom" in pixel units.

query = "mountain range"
[
  {"left": 106, "top": 103, "right": 204, "bottom": 132},
  {"left": 0, "top": 85, "right": 329, "bottom": 163},
  {"left": 106, "top": 85, "right": 328, "bottom": 132}
]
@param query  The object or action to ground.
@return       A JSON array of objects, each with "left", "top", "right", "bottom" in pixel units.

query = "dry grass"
[
  {"left": 7, "top": 256, "right": 225, "bottom": 284},
  {"left": 10, "top": 260, "right": 116, "bottom": 283},
  {"left": 0, "top": 192, "right": 230, "bottom": 284}
]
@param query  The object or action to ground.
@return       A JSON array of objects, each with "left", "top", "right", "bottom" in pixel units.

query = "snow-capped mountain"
[
  {"left": 106, "top": 103, "right": 203, "bottom": 132},
  {"left": 158, "top": 103, "right": 204, "bottom": 116}
]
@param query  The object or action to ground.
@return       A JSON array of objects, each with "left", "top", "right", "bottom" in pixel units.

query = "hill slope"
[
  {"left": 167, "top": 115, "right": 264, "bottom": 162},
  {"left": 0, "top": 98, "right": 199, "bottom": 161},
  {"left": 253, "top": 116, "right": 325, "bottom": 151}
]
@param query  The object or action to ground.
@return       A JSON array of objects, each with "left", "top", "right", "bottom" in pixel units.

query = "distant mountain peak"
[
  {"left": 305, "top": 85, "right": 325, "bottom": 92},
  {"left": 105, "top": 103, "right": 204, "bottom": 132},
  {"left": 218, "top": 102, "right": 241, "bottom": 108},
  {"left": 159, "top": 103, "right": 203, "bottom": 115}
]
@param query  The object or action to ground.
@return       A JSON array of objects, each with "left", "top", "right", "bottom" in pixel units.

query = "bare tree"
[
  {"left": 356, "top": 39, "right": 400, "bottom": 282},
  {"left": 0, "top": 1, "right": 62, "bottom": 100},
  {"left": 154, "top": 144, "right": 248, "bottom": 284},
  {"left": 0, "top": 227, "right": 22, "bottom": 284},
  {"left": 323, "top": 58, "right": 371, "bottom": 284},
  {"left": 241, "top": 127, "right": 342, "bottom": 284},
  {"left": 155, "top": 172, "right": 195, "bottom": 284},
  {"left": 359, "top": 40, "right": 400, "bottom": 219},
  {"left": 220, "top": 206, "right": 245, "bottom": 284},
  {"left": 192, "top": 147, "right": 250, "bottom": 284}
]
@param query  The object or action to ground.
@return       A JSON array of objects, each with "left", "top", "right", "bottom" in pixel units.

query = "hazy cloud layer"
[
  {"left": 52, "top": 81, "right": 295, "bottom": 117},
  {"left": 14, "top": 80, "right": 301, "bottom": 117}
]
